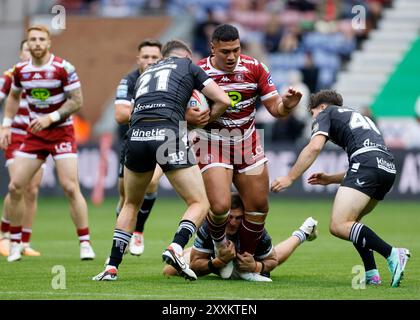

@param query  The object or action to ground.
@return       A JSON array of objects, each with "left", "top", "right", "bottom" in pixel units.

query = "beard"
[{"left": 30, "top": 47, "right": 48, "bottom": 59}]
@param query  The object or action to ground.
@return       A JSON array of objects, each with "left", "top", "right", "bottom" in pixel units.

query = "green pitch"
[{"left": 0, "top": 197, "right": 418, "bottom": 300}]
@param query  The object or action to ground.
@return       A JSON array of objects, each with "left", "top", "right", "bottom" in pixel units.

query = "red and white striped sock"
[
  {"left": 22, "top": 228, "right": 32, "bottom": 244},
  {"left": 10, "top": 226, "right": 22, "bottom": 243},
  {"left": 77, "top": 227, "right": 90, "bottom": 243},
  {"left": 1, "top": 217, "right": 10, "bottom": 234}
]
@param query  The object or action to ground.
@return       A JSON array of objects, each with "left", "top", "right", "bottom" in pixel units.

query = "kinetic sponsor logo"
[
  {"left": 376, "top": 157, "right": 396, "bottom": 173},
  {"left": 131, "top": 128, "right": 166, "bottom": 141}
]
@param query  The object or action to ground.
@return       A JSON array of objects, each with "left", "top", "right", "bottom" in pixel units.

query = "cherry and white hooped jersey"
[
  {"left": 1, "top": 67, "right": 30, "bottom": 135},
  {"left": 11, "top": 54, "right": 81, "bottom": 133},
  {"left": 197, "top": 54, "right": 278, "bottom": 141}
]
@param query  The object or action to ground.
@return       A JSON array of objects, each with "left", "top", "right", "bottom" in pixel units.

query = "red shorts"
[
  {"left": 193, "top": 128, "right": 267, "bottom": 173},
  {"left": 16, "top": 125, "right": 78, "bottom": 161},
  {"left": 4, "top": 133, "right": 26, "bottom": 164}
]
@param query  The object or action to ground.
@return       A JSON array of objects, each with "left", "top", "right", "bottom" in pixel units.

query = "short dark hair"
[
  {"left": 138, "top": 39, "right": 162, "bottom": 52},
  {"left": 308, "top": 90, "right": 343, "bottom": 111},
  {"left": 211, "top": 24, "right": 240, "bottom": 42},
  {"left": 231, "top": 193, "right": 244, "bottom": 211},
  {"left": 161, "top": 39, "right": 192, "bottom": 58},
  {"left": 20, "top": 39, "right": 27, "bottom": 50}
]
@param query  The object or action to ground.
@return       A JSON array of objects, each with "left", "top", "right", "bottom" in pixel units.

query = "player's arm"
[
  {"left": 236, "top": 250, "right": 278, "bottom": 274},
  {"left": 29, "top": 87, "right": 83, "bottom": 133},
  {"left": 189, "top": 248, "right": 229, "bottom": 277},
  {"left": 201, "top": 80, "right": 231, "bottom": 123},
  {"left": 271, "top": 134, "right": 327, "bottom": 192},
  {"left": 263, "top": 87, "right": 303, "bottom": 118},
  {"left": 115, "top": 101, "right": 132, "bottom": 124},
  {"left": 308, "top": 171, "right": 346, "bottom": 185},
  {"left": 0, "top": 89, "right": 21, "bottom": 148}
]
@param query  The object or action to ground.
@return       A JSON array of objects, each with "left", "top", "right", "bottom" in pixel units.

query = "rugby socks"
[
  {"left": 135, "top": 192, "right": 157, "bottom": 233},
  {"left": 171, "top": 220, "right": 196, "bottom": 249},
  {"left": 353, "top": 243, "right": 377, "bottom": 272},
  {"left": 21, "top": 228, "right": 32, "bottom": 244},
  {"left": 109, "top": 229, "right": 132, "bottom": 268},
  {"left": 349, "top": 222, "right": 392, "bottom": 258},
  {"left": 238, "top": 213, "right": 266, "bottom": 254},
  {"left": 206, "top": 211, "right": 229, "bottom": 246},
  {"left": 10, "top": 226, "right": 22, "bottom": 243},
  {"left": 77, "top": 227, "right": 91, "bottom": 244},
  {"left": 292, "top": 230, "right": 307, "bottom": 243},
  {"left": 0, "top": 218, "right": 10, "bottom": 237}
]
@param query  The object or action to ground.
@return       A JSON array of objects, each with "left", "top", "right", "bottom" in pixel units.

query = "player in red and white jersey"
[
  {"left": 0, "top": 25, "right": 95, "bottom": 262},
  {"left": 0, "top": 40, "right": 44, "bottom": 258},
  {"left": 192, "top": 24, "right": 302, "bottom": 280}
]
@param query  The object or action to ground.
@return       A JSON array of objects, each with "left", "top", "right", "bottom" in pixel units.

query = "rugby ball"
[{"left": 187, "top": 89, "right": 209, "bottom": 111}]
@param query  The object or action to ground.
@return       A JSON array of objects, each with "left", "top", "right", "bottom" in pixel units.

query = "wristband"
[
  {"left": 208, "top": 259, "right": 219, "bottom": 274},
  {"left": 2, "top": 117, "right": 12, "bottom": 127},
  {"left": 49, "top": 111, "right": 61, "bottom": 123},
  {"left": 260, "top": 261, "right": 265, "bottom": 274}
]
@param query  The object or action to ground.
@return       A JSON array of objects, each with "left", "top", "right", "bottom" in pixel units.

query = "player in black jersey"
[
  {"left": 271, "top": 90, "right": 410, "bottom": 288},
  {"left": 93, "top": 40, "right": 231, "bottom": 281},
  {"left": 114, "top": 40, "right": 211, "bottom": 257},
  {"left": 114, "top": 39, "right": 162, "bottom": 256}
]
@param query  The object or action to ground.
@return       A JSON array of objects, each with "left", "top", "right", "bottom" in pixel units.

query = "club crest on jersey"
[
  {"left": 234, "top": 74, "right": 244, "bottom": 82},
  {"left": 22, "top": 73, "right": 31, "bottom": 79},
  {"left": 45, "top": 71, "right": 54, "bottom": 79}
]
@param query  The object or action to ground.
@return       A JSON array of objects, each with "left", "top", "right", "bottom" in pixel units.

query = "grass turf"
[{"left": 0, "top": 197, "right": 418, "bottom": 300}]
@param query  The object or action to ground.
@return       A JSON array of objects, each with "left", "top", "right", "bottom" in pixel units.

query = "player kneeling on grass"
[
  {"left": 163, "top": 193, "right": 318, "bottom": 281},
  {"left": 271, "top": 90, "right": 410, "bottom": 288}
]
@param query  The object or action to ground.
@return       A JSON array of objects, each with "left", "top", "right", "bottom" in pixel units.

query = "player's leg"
[
  {"left": 275, "top": 217, "right": 318, "bottom": 266},
  {"left": 163, "top": 247, "right": 192, "bottom": 277},
  {"left": 330, "top": 186, "right": 410, "bottom": 287},
  {"left": 93, "top": 167, "right": 154, "bottom": 281},
  {"left": 130, "top": 165, "right": 163, "bottom": 256},
  {"left": 233, "top": 163, "right": 269, "bottom": 255},
  {"left": 21, "top": 166, "right": 44, "bottom": 256},
  {"left": 116, "top": 141, "right": 126, "bottom": 217},
  {"left": 0, "top": 197, "right": 11, "bottom": 256},
  {"left": 163, "top": 165, "right": 210, "bottom": 280},
  {"left": 7, "top": 156, "right": 43, "bottom": 262},
  {"left": 202, "top": 167, "right": 233, "bottom": 243},
  {"left": 55, "top": 156, "right": 95, "bottom": 260}
]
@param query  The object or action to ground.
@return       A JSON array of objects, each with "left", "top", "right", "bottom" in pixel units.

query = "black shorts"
[
  {"left": 118, "top": 137, "right": 128, "bottom": 178},
  {"left": 341, "top": 151, "right": 396, "bottom": 200},
  {"left": 125, "top": 120, "right": 196, "bottom": 173}
]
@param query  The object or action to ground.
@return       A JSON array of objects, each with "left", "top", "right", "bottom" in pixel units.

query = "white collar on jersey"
[{"left": 206, "top": 55, "right": 242, "bottom": 75}]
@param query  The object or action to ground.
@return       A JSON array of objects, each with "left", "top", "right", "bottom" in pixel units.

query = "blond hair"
[{"left": 27, "top": 25, "right": 51, "bottom": 38}]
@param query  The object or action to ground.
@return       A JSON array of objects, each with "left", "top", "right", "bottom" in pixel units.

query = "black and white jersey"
[
  {"left": 115, "top": 69, "right": 140, "bottom": 105},
  {"left": 131, "top": 57, "right": 211, "bottom": 126},
  {"left": 115, "top": 69, "right": 140, "bottom": 140},
  {"left": 193, "top": 221, "right": 273, "bottom": 261},
  {"left": 311, "top": 105, "right": 391, "bottom": 161}
]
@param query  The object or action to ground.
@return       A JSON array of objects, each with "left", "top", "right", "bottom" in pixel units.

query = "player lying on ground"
[{"left": 163, "top": 193, "right": 318, "bottom": 281}]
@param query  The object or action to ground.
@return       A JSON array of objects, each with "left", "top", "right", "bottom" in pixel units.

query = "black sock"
[
  {"left": 349, "top": 223, "right": 392, "bottom": 258},
  {"left": 172, "top": 220, "right": 196, "bottom": 248},
  {"left": 353, "top": 243, "right": 377, "bottom": 271},
  {"left": 135, "top": 193, "right": 157, "bottom": 233},
  {"left": 109, "top": 229, "right": 132, "bottom": 268}
]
